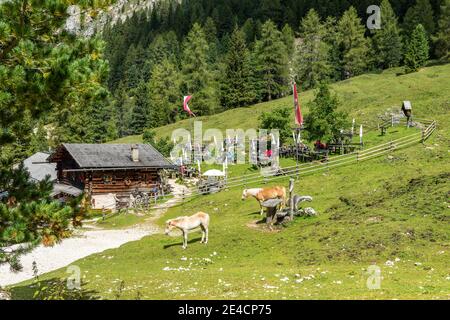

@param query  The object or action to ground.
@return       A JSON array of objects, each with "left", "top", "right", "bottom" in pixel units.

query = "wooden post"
[{"left": 289, "top": 178, "right": 294, "bottom": 220}]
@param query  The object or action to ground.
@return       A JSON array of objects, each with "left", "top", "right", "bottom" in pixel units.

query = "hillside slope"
[
  {"left": 10, "top": 65, "right": 450, "bottom": 300},
  {"left": 113, "top": 64, "right": 450, "bottom": 143}
]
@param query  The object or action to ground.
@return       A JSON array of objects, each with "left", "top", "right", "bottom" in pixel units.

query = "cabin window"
[{"left": 103, "top": 175, "right": 112, "bottom": 184}]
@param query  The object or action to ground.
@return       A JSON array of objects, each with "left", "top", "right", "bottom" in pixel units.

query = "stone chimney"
[{"left": 131, "top": 144, "right": 139, "bottom": 162}]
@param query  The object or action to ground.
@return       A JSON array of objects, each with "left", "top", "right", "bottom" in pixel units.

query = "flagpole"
[
  {"left": 190, "top": 116, "right": 194, "bottom": 165},
  {"left": 296, "top": 127, "right": 299, "bottom": 179},
  {"left": 293, "top": 82, "right": 300, "bottom": 178}
]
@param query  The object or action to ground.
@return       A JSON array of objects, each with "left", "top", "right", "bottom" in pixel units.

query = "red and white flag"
[
  {"left": 183, "top": 95, "right": 195, "bottom": 117},
  {"left": 293, "top": 83, "right": 303, "bottom": 126}
]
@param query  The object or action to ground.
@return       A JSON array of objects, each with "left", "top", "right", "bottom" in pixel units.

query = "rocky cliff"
[{"left": 65, "top": 0, "right": 157, "bottom": 37}]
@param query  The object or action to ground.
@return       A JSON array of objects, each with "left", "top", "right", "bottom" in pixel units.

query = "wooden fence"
[{"left": 173, "top": 118, "right": 437, "bottom": 200}]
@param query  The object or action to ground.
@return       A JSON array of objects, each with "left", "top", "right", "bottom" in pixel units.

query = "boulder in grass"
[
  {"left": 297, "top": 207, "right": 318, "bottom": 217},
  {"left": 304, "top": 207, "right": 317, "bottom": 216}
]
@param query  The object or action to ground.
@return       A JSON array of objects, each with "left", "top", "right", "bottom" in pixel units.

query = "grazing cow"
[
  {"left": 242, "top": 186, "right": 286, "bottom": 215},
  {"left": 165, "top": 212, "right": 210, "bottom": 249}
]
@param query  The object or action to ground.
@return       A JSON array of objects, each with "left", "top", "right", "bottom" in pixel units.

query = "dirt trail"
[{"left": 0, "top": 180, "right": 190, "bottom": 287}]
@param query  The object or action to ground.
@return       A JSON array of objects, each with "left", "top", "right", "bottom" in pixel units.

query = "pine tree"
[
  {"left": 403, "top": 0, "right": 436, "bottom": 37},
  {"left": 123, "top": 44, "right": 146, "bottom": 90},
  {"left": 259, "top": 108, "right": 292, "bottom": 145},
  {"left": 324, "top": 16, "right": 342, "bottom": 81},
  {"left": 281, "top": 24, "right": 295, "bottom": 60},
  {"left": 433, "top": 0, "right": 450, "bottom": 59},
  {"left": 147, "top": 59, "right": 181, "bottom": 126},
  {"left": 129, "top": 81, "right": 150, "bottom": 135},
  {"left": 241, "top": 18, "right": 258, "bottom": 45},
  {"left": 295, "top": 9, "right": 332, "bottom": 90},
  {"left": 1, "top": 2, "right": 111, "bottom": 155},
  {"left": 146, "top": 31, "right": 180, "bottom": 77},
  {"left": 337, "top": 7, "right": 371, "bottom": 78},
  {"left": 304, "top": 83, "right": 349, "bottom": 142},
  {"left": 259, "top": 0, "right": 283, "bottom": 27},
  {"left": 112, "top": 85, "right": 134, "bottom": 137},
  {"left": 203, "top": 17, "right": 219, "bottom": 63},
  {"left": 254, "top": 20, "right": 289, "bottom": 101},
  {"left": 181, "top": 23, "right": 218, "bottom": 116},
  {"left": 249, "top": 40, "right": 266, "bottom": 102},
  {"left": 220, "top": 27, "right": 256, "bottom": 109},
  {"left": 372, "top": 0, "right": 403, "bottom": 69},
  {"left": 50, "top": 80, "right": 115, "bottom": 144},
  {"left": 0, "top": 0, "right": 112, "bottom": 272},
  {"left": 404, "top": 24, "right": 430, "bottom": 73},
  {"left": 30, "top": 122, "right": 50, "bottom": 154}
]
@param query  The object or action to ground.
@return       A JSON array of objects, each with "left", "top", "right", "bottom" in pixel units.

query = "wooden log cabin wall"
[
  {"left": 87, "top": 168, "right": 160, "bottom": 195},
  {"left": 48, "top": 143, "right": 176, "bottom": 198}
]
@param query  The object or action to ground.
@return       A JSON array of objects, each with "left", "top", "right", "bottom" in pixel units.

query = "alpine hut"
[{"left": 47, "top": 144, "right": 176, "bottom": 202}]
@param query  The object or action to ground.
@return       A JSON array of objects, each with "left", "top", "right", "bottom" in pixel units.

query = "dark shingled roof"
[
  {"left": 24, "top": 152, "right": 57, "bottom": 182},
  {"left": 56, "top": 143, "right": 175, "bottom": 169}
]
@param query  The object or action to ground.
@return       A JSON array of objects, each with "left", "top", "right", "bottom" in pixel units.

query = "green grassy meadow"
[
  {"left": 112, "top": 64, "right": 450, "bottom": 143},
  {"left": 9, "top": 64, "right": 450, "bottom": 300}
]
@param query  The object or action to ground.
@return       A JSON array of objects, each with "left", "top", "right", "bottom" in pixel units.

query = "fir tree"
[
  {"left": 259, "top": 0, "right": 283, "bottom": 27},
  {"left": 433, "top": 0, "right": 450, "bottom": 59},
  {"left": 254, "top": 20, "right": 289, "bottom": 101},
  {"left": 0, "top": 2, "right": 111, "bottom": 156},
  {"left": 123, "top": 44, "right": 146, "bottom": 90},
  {"left": 0, "top": 0, "right": 112, "bottom": 272},
  {"left": 304, "top": 83, "right": 349, "bottom": 142},
  {"left": 181, "top": 23, "right": 218, "bottom": 116},
  {"left": 248, "top": 40, "right": 266, "bottom": 102},
  {"left": 403, "top": 0, "right": 436, "bottom": 37},
  {"left": 241, "top": 18, "right": 259, "bottom": 45},
  {"left": 203, "top": 17, "right": 219, "bottom": 63},
  {"left": 324, "top": 16, "right": 342, "bottom": 82},
  {"left": 146, "top": 31, "right": 180, "bottom": 72},
  {"left": 281, "top": 24, "right": 295, "bottom": 60},
  {"left": 337, "top": 7, "right": 371, "bottom": 78},
  {"left": 30, "top": 122, "right": 50, "bottom": 154},
  {"left": 112, "top": 85, "right": 134, "bottom": 137},
  {"left": 220, "top": 27, "right": 256, "bottom": 109},
  {"left": 295, "top": 9, "right": 332, "bottom": 90},
  {"left": 372, "top": 0, "right": 403, "bottom": 69},
  {"left": 147, "top": 59, "right": 181, "bottom": 126},
  {"left": 259, "top": 108, "right": 292, "bottom": 145},
  {"left": 404, "top": 24, "right": 430, "bottom": 73},
  {"left": 129, "top": 81, "right": 150, "bottom": 135}
]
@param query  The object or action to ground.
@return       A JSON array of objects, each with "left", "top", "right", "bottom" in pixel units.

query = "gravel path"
[{"left": 0, "top": 180, "right": 190, "bottom": 287}]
